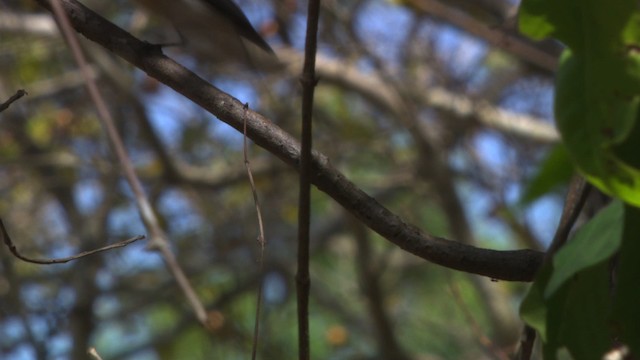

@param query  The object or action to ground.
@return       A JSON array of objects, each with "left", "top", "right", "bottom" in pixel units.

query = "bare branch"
[
  {"left": 278, "top": 49, "right": 559, "bottom": 143},
  {"left": 515, "top": 176, "right": 590, "bottom": 359},
  {"left": 0, "top": 89, "right": 28, "bottom": 113},
  {"left": 48, "top": 0, "right": 208, "bottom": 326},
  {"left": 4, "top": 9, "right": 559, "bottom": 143},
  {"left": 243, "top": 105, "right": 267, "bottom": 360},
  {"left": 296, "top": 0, "right": 321, "bottom": 358},
  {"left": 545, "top": 176, "right": 590, "bottom": 259},
  {"left": 33, "top": 0, "right": 544, "bottom": 282},
  {"left": 0, "top": 218, "right": 144, "bottom": 264},
  {"left": 404, "top": 0, "right": 561, "bottom": 72}
]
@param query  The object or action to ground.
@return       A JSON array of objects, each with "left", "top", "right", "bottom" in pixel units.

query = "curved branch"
[
  {"left": 0, "top": 218, "right": 145, "bottom": 264},
  {"left": 34, "top": 0, "right": 544, "bottom": 281}
]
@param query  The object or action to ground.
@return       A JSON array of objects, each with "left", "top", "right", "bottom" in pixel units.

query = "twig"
[
  {"left": 48, "top": 0, "right": 208, "bottom": 326},
  {"left": 297, "top": 0, "right": 321, "bottom": 359},
  {"left": 243, "top": 105, "right": 267, "bottom": 253},
  {"left": 545, "top": 176, "right": 590, "bottom": 259},
  {"left": 516, "top": 175, "right": 590, "bottom": 359},
  {"left": 516, "top": 325, "right": 536, "bottom": 360},
  {"left": 0, "top": 218, "right": 144, "bottom": 264},
  {"left": 243, "top": 104, "right": 267, "bottom": 360},
  {"left": 0, "top": 89, "right": 28, "bottom": 112}
]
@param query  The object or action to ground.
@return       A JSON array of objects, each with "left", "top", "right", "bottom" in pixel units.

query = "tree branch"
[
  {"left": 404, "top": 0, "right": 561, "bottom": 72},
  {"left": 296, "top": 0, "right": 321, "bottom": 358},
  {"left": 0, "top": 89, "right": 27, "bottom": 113},
  {"left": 33, "top": 0, "right": 544, "bottom": 282},
  {"left": 277, "top": 49, "right": 559, "bottom": 143},
  {"left": 7, "top": 11, "right": 559, "bottom": 143},
  {"left": 0, "top": 218, "right": 144, "bottom": 264},
  {"left": 48, "top": 0, "right": 209, "bottom": 327}
]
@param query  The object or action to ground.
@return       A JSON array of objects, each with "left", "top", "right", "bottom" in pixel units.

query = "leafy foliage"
[
  {"left": 519, "top": 0, "right": 640, "bottom": 357},
  {"left": 521, "top": 0, "right": 640, "bottom": 206},
  {"left": 520, "top": 202, "right": 622, "bottom": 358}
]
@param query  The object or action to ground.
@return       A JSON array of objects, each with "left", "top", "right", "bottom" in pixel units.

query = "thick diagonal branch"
[{"left": 34, "top": 0, "right": 544, "bottom": 282}]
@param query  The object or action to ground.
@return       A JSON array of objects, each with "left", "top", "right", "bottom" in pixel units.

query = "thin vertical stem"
[
  {"left": 297, "top": 0, "right": 321, "bottom": 359},
  {"left": 244, "top": 106, "right": 267, "bottom": 360},
  {"left": 48, "top": 0, "right": 207, "bottom": 326}
]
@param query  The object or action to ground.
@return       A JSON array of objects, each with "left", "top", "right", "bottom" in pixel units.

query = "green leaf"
[
  {"left": 518, "top": 0, "right": 581, "bottom": 44},
  {"left": 519, "top": 2, "right": 640, "bottom": 357},
  {"left": 554, "top": 49, "right": 637, "bottom": 165},
  {"left": 614, "top": 104, "right": 640, "bottom": 169},
  {"left": 520, "top": 265, "right": 553, "bottom": 341},
  {"left": 521, "top": 203, "right": 624, "bottom": 358},
  {"left": 582, "top": 163, "right": 640, "bottom": 206},
  {"left": 544, "top": 201, "right": 624, "bottom": 298},
  {"left": 522, "top": 259, "right": 615, "bottom": 359},
  {"left": 519, "top": 0, "right": 637, "bottom": 54},
  {"left": 551, "top": 262, "right": 613, "bottom": 360},
  {"left": 521, "top": 144, "right": 574, "bottom": 204},
  {"left": 611, "top": 204, "right": 640, "bottom": 355},
  {"left": 520, "top": 0, "right": 640, "bottom": 206},
  {"left": 521, "top": 263, "right": 570, "bottom": 359},
  {"left": 555, "top": 50, "right": 640, "bottom": 206}
]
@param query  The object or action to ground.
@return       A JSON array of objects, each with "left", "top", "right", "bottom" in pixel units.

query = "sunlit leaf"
[{"left": 518, "top": 0, "right": 581, "bottom": 44}]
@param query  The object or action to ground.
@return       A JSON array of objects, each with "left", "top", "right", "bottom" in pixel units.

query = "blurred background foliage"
[{"left": 1, "top": 0, "right": 567, "bottom": 359}]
